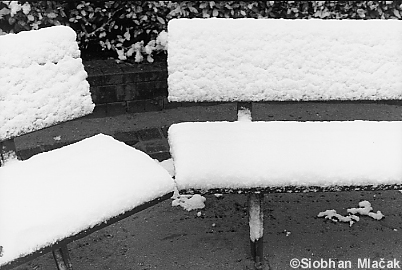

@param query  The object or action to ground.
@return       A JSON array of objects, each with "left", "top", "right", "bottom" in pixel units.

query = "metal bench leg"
[
  {"left": 52, "top": 245, "right": 73, "bottom": 270},
  {"left": 248, "top": 192, "right": 264, "bottom": 269}
]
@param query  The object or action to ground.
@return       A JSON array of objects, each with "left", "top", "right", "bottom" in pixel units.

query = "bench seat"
[
  {"left": 0, "top": 134, "right": 175, "bottom": 268},
  {"left": 169, "top": 121, "right": 402, "bottom": 191}
]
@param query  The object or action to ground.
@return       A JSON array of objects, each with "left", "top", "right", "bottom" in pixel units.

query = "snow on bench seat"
[
  {"left": 0, "top": 25, "right": 94, "bottom": 141},
  {"left": 0, "top": 134, "right": 174, "bottom": 266},
  {"left": 169, "top": 121, "right": 402, "bottom": 191},
  {"left": 168, "top": 19, "right": 402, "bottom": 102}
]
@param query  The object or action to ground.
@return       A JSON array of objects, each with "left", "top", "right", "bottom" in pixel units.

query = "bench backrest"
[
  {"left": 167, "top": 19, "right": 402, "bottom": 102},
  {"left": 0, "top": 26, "right": 94, "bottom": 165}
]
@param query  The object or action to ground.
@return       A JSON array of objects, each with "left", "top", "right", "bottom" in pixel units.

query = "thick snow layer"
[
  {"left": 169, "top": 121, "right": 402, "bottom": 190},
  {"left": 0, "top": 26, "right": 94, "bottom": 140},
  {"left": 168, "top": 19, "right": 402, "bottom": 102},
  {"left": 0, "top": 134, "right": 174, "bottom": 266}
]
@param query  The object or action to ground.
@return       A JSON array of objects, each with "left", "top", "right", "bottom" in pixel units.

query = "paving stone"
[
  {"left": 160, "top": 126, "right": 169, "bottom": 138},
  {"left": 144, "top": 99, "right": 163, "bottom": 112},
  {"left": 106, "top": 102, "right": 127, "bottom": 116},
  {"left": 113, "top": 131, "right": 140, "bottom": 146},
  {"left": 17, "top": 147, "right": 41, "bottom": 160},
  {"left": 149, "top": 151, "right": 171, "bottom": 161},
  {"left": 136, "top": 128, "right": 163, "bottom": 141},
  {"left": 143, "top": 140, "right": 169, "bottom": 154},
  {"left": 127, "top": 100, "right": 163, "bottom": 113},
  {"left": 163, "top": 101, "right": 182, "bottom": 109}
]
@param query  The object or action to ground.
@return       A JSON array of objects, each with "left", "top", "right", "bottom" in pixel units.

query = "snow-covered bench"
[
  {"left": 167, "top": 18, "right": 402, "bottom": 269},
  {"left": 0, "top": 26, "right": 175, "bottom": 270}
]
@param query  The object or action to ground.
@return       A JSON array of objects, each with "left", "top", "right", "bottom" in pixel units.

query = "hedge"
[{"left": 1, "top": 1, "right": 401, "bottom": 62}]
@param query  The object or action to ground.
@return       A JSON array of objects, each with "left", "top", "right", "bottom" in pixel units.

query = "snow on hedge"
[
  {"left": 169, "top": 121, "right": 402, "bottom": 190},
  {"left": 0, "top": 134, "right": 175, "bottom": 266},
  {"left": 168, "top": 19, "right": 402, "bottom": 102},
  {"left": 0, "top": 25, "right": 94, "bottom": 141}
]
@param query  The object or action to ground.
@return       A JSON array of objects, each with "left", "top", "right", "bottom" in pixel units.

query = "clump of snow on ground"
[
  {"left": 0, "top": 134, "right": 174, "bottom": 266},
  {"left": 168, "top": 19, "right": 402, "bottom": 102},
  {"left": 318, "top": 210, "right": 360, "bottom": 227},
  {"left": 171, "top": 191, "right": 206, "bottom": 211},
  {"left": 318, "top": 200, "right": 384, "bottom": 227},
  {"left": 347, "top": 200, "right": 384, "bottom": 220},
  {"left": 0, "top": 25, "right": 94, "bottom": 140}
]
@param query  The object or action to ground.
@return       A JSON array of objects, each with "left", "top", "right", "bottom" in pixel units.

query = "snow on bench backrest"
[
  {"left": 0, "top": 26, "right": 94, "bottom": 141},
  {"left": 167, "top": 19, "right": 402, "bottom": 102}
]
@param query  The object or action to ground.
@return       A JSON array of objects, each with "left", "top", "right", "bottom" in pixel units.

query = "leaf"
[
  {"left": 188, "top": 6, "right": 198, "bottom": 13},
  {"left": 240, "top": 10, "right": 246, "bottom": 16},
  {"left": 393, "top": 9, "right": 401, "bottom": 18},
  {"left": 156, "top": 16, "right": 165, "bottom": 24},
  {"left": 0, "top": 7, "right": 11, "bottom": 19},
  {"left": 212, "top": 9, "right": 218, "bottom": 17},
  {"left": 8, "top": 17, "right": 15, "bottom": 25},
  {"left": 357, "top": 8, "right": 365, "bottom": 18},
  {"left": 147, "top": 54, "right": 154, "bottom": 63},
  {"left": 47, "top": 12, "right": 57, "bottom": 19},
  {"left": 124, "top": 31, "right": 130, "bottom": 40}
]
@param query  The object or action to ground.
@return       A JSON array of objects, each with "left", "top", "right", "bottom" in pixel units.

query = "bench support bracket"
[
  {"left": 52, "top": 245, "right": 73, "bottom": 270},
  {"left": 248, "top": 192, "right": 264, "bottom": 269}
]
